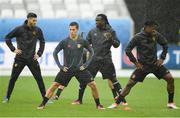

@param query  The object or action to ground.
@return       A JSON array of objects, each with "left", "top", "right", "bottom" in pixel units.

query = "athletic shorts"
[
  {"left": 130, "top": 64, "right": 170, "bottom": 82},
  {"left": 87, "top": 58, "right": 116, "bottom": 79},
  {"left": 54, "top": 69, "right": 93, "bottom": 86}
]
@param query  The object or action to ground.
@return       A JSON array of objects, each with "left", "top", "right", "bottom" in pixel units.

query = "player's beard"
[
  {"left": 96, "top": 23, "right": 103, "bottom": 29},
  {"left": 30, "top": 22, "right": 36, "bottom": 27},
  {"left": 146, "top": 32, "right": 155, "bottom": 37},
  {"left": 70, "top": 34, "right": 77, "bottom": 39}
]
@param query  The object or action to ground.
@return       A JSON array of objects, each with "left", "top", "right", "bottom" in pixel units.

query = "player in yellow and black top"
[{"left": 3, "top": 12, "right": 46, "bottom": 103}]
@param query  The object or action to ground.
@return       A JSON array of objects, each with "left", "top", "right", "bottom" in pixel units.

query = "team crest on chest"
[
  {"left": 32, "top": 31, "right": 36, "bottom": 36},
  {"left": 152, "top": 36, "right": 156, "bottom": 41},
  {"left": 77, "top": 44, "right": 81, "bottom": 48}
]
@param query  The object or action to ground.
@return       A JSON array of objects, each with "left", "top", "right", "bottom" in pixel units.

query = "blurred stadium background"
[{"left": 0, "top": 0, "right": 180, "bottom": 77}]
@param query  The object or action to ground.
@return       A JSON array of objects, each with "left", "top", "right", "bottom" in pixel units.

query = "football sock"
[
  {"left": 168, "top": 92, "right": 174, "bottom": 103},
  {"left": 111, "top": 88, "right": 118, "bottom": 98},
  {"left": 113, "top": 81, "right": 122, "bottom": 94},
  {"left": 116, "top": 95, "right": 124, "bottom": 104},
  {"left": 56, "top": 88, "right": 63, "bottom": 98},
  {"left": 78, "top": 84, "right": 86, "bottom": 102},
  {"left": 42, "top": 97, "right": 49, "bottom": 105},
  {"left": 94, "top": 98, "right": 100, "bottom": 106}
]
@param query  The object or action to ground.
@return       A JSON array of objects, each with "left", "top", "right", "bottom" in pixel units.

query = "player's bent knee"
[
  {"left": 52, "top": 82, "right": 60, "bottom": 88},
  {"left": 89, "top": 80, "right": 96, "bottom": 84},
  {"left": 126, "top": 83, "right": 132, "bottom": 88},
  {"left": 87, "top": 81, "right": 96, "bottom": 88},
  {"left": 168, "top": 78, "right": 174, "bottom": 84},
  {"left": 164, "top": 74, "right": 174, "bottom": 84},
  {"left": 58, "top": 85, "right": 65, "bottom": 89},
  {"left": 164, "top": 73, "right": 173, "bottom": 79},
  {"left": 110, "top": 78, "right": 118, "bottom": 83},
  {"left": 126, "top": 81, "right": 136, "bottom": 88}
]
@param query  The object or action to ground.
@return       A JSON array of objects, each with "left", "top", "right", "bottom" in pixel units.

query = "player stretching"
[
  {"left": 54, "top": 14, "right": 127, "bottom": 105},
  {"left": 108, "top": 21, "right": 179, "bottom": 109},
  {"left": 37, "top": 22, "right": 104, "bottom": 110}
]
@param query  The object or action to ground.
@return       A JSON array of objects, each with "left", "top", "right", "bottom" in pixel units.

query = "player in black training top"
[
  {"left": 53, "top": 14, "right": 127, "bottom": 105},
  {"left": 49, "top": 33, "right": 89, "bottom": 102},
  {"left": 67, "top": 14, "right": 127, "bottom": 105},
  {"left": 2, "top": 12, "right": 46, "bottom": 103},
  {"left": 37, "top": 22, "right": 105, "bottom": 110},
  {"left": 108, "top": 21, "right": 179, "bottom": 109}
]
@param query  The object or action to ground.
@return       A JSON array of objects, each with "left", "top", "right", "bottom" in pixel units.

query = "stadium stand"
[{"left": 0, "top": 0, "right": 130, "bottom": 18}]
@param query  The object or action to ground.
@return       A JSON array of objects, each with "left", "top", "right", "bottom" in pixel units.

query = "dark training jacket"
[
  {"left": 5, "top": 21, "right": 45, "bottom": 59},
  {"left": 125, "top": 30, "right": 168, "bottom": 65},
  {"left": 86, "top": 25, "right": 120, "bottom": 61}
]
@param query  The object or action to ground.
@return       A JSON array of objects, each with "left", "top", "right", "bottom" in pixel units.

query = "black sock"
[
  {"left": 56, "top": 88, "right": 63, "bottom": 98},
  {"left": 94, "top": 98, "right": 100, "bottom": 106},
  {"left": 111, "top": 88, "right": 118, "bottom": 98},
  {"left": 116, "top": 95, "right": 124, "bottom": 104},
  {"left": 78, "top": 84, "right": 86, "bottom": 102},
  {"left": 113, "top": 81, "right": 122, "bottom": 95},
  {"left": 168, "top": 92, "right": 174, "bottom": 103},
  {"left": 42, "top": 97, "right": 49, "bottom": 105},
  {"left": 113, "top": 81, "right": 127, "bottom": 103},
  {"left": 122, "top": 97, "right": 127, "bottom": 103}
]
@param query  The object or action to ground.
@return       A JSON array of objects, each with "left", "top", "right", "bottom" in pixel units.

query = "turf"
[{"left": 0, "top": 76, "right": 180, "bottom": 117}]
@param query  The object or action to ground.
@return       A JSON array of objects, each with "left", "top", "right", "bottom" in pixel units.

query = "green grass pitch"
[{"left": 0, "top": 76, "right": 180, "bottom": 117}]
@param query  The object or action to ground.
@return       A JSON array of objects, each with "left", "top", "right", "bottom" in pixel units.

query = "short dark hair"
[
  {"left": 144, "top": 20, "right": 158, "bottom": 27},
  {"left": 69, "top": 22, "right": 79, "bottom": 29},
  {"left": 27, "top": 12, "right": 37, "bottom": 18}
]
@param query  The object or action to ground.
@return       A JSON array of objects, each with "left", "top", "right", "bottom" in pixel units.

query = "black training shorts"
[
  {"left": 54, "top": 69, "right": 93, "bottom": 86},
  {"left": 130, "top": 64, "right": 170, "bottom": 82}
]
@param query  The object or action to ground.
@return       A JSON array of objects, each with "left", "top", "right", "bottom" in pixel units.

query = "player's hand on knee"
[
  {"left": 33, "top": 53, "right": 39, "bottom": 60},
  {"left": 155, "top": 59, "right": 164, "bottom": 66},
  {"left": 88, "top": 81, "right": 96, "bottom": 87},
  {"left": 63, "top": 66, "right": 68, "bottom": 72},
  {"left": 14, "top": 48, "right": 22, "bottom": 55},
  {"left": 58, "top": 85, "right": 65, "bottom": 90},
  {"left": 80, "top": 65, "right": 85, "bottom": 71},
  {"left": 134, "top": 62, "right": 143, "bottom": 69},
  {"left": 52, "top": 82, "right": 61, "bottom": 88}
]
